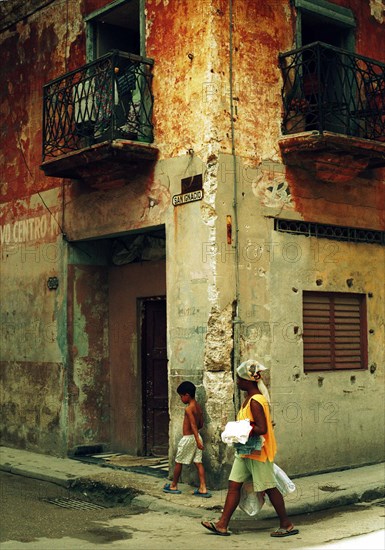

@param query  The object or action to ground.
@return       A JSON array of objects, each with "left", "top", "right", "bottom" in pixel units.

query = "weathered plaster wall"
[
  {"left": 67, "top": 261, "right": 110, "bottom": 452},
  {"left": 64, "top": 164, "right": 170, "bottom": 240},
  {"left": 0, "top": 121, "right": 110, "bottom": 459},
  {"left": 0, "top": 0, "right": 88, "bottom": 453},
  {"left": 146, "top": 0, "right": 226, "bottom": 159},
  {"left": 0, "top": 188, "right": 67, "bottom": 454},
  {"left": 269, "top": 233, "right": 385, "bottom": 473},
  {"left": 163, "top": 154, "right": 228, "bottom": 479},
  {"left": 220, "top": 151, "right": 385, "bottom": 475},
  {"left": 1, "top": 0, "right": 384, "bottom": 479},
  {"left": 0, "top": 1, "right": 85, "bottom": 202}
]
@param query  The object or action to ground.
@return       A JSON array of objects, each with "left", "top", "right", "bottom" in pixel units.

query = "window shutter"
[
  {"left": 303, "top": 292, "right": 367, "bottom": 371},
  {"left": 303, "top": 293, "right": 332, "bottom": 370},
  {"left": 333, "top": 295, "right": 363, "bottom": 369}
]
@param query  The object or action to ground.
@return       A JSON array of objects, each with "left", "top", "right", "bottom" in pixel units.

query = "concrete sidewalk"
[{"left": 1, "top": 446, "right": 384, "bottom": 521}]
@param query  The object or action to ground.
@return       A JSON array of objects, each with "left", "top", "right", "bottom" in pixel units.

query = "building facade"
[{"left": 1, "top": 0, "right": 384, "bottom": 488}]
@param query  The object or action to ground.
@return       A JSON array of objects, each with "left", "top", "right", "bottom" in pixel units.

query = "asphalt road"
[{"left": 0, "top": 471, "right": 384, "bottom": 549}]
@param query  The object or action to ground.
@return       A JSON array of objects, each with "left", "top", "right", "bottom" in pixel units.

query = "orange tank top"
[{"left": 237, "top": 394, "right": 277, "bottom": 462}]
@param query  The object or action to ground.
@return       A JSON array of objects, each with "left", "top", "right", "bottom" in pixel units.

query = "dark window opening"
[
  {"left": 295, "top": 0, "right": 356, "bottom": 50},
  {"left": 301, "top": 12, "right": 352, "bottom": 49},
  {"left": 94, "top": 21, "right": 140, "bottom": 57},
  {"left": 87, "top": 0, "right": 141, "bottom": 61}
]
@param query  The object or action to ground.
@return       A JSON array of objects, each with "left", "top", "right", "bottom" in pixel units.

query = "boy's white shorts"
[{"left": 175, "top": 434, "right": 203, "bottom": 464}]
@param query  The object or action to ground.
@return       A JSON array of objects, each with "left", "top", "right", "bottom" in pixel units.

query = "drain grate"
[{"left": 42, "top": 497, "right": 106, "bottom": 510}]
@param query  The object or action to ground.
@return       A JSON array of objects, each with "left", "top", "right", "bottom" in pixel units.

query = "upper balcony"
[
  {"left": 279, "top": 42, "right": 385, "bottom": 182},
  {"left": 40, "top": 51, "right": 158, "bottom": 188}
]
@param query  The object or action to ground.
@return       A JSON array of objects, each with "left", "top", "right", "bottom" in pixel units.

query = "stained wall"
[{"left": 1, "top": 0, "right": 384, "bottom": 482}]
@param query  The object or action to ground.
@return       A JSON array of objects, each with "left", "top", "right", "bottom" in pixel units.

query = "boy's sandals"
[
  {"left": 162, "top": 483, "right": 181, "bottom": 494},
  {"left": 270, "top": 525, "right": 299, "bottom": 537},
  {"left": 193, "top": 489, "right": 212, "bottom": 498}
]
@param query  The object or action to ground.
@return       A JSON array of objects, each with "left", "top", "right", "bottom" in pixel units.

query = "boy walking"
[{"left": 163, "top": 381, "right": 211, "bottom": 498}]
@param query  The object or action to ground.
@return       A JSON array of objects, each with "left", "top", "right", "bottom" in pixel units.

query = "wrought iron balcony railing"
[
  {"left": 42, "top": 51, "right": 154, "bottom": 160},
  {"left": 279, "top": 42, "right": 385, "bottom": 141}
]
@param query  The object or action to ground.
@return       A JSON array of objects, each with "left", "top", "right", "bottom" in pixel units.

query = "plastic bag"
[
  {"left": 273, "top": 464, "right": 296, "bottom": 496},
  {"left": 239, "top": 482, "right": 265, "bottom": 516}
]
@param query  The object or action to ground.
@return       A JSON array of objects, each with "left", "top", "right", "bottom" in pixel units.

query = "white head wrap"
[{"left": 237, "top": 359, "right": 271, "bottom": 404}]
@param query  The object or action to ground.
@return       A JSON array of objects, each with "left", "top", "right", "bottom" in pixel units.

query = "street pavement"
[{"left": 0, "top": 446, "right": 384, "bottom": 522}]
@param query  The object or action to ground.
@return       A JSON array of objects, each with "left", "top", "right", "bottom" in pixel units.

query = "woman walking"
[{"left": 201, "top": 359, "right": 299, "bottom": 538}]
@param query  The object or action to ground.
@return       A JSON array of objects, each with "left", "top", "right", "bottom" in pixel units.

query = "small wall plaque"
[
  {"left": 173, "top": 174, "right": 203, "bottom": 206},
  {"left": 172, "top": 189, "right": 203, "bottom": 206}
]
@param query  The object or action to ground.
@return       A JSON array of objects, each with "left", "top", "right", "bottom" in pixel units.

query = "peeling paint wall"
[
  {"left": 0, "top": 190, "right": 67, "bottom": 454},
  {"left": 227, "top": 152, "right": 384, "bottom": 474},
  {"left": 268, "top": 233, "right": 384, "bottom": 473},
  {"left": 67, "top": 263, "right": 110, "bottom": 451},
  {"left": 1, "top": 0, "right": 384, "bottom": 483}
]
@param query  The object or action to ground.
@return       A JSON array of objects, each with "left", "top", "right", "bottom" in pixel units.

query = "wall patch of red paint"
[{"left": 285, "top": 166, "right": 385, "bottom": 230}]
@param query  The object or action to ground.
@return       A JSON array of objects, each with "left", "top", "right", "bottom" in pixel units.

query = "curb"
[
  {"left": 1, "top": 457, "right": 384, "bottom": 521},
  {"left": 0, "top": 464, "right": 77, "bottom": 488}
]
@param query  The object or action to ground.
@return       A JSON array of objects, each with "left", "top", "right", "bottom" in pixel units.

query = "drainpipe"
[{"left": 229, "top": 0, "right": 241, "bottom": 413}]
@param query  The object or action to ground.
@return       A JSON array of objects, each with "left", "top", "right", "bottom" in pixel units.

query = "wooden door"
[{"left": 141, "top": 298, "right": 169, "bottom": 455}]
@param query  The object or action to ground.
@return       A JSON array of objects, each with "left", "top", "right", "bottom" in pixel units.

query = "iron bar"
[
  {"left": 279, "top": 42, "right": 385, "bottom": 141},
  {"left": 274, "top": 218, "right": 385, "bottom": 246},
  {"left": 42, "top": 50, "right": 154, "bottom": 160}
]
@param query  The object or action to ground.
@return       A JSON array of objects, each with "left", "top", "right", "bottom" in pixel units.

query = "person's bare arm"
[
  {"left": 186, "top": 406, "right": 204, "bottom": 450},
  {"left": 250, "top": 399, "right": 267, "bottom": 436}
]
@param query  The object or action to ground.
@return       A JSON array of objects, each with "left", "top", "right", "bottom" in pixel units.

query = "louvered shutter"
[{"left": 303, "top": 292, "right": 367, "bottom": 371}]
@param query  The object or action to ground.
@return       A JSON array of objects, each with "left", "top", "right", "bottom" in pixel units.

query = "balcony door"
[
  {"left": 86, "top": 0, "right": 142, "bottom": 61},
  {"left": 83, "top": 1, "right": 152, "bottom": 143},
  {"left": 295, "top": 0, "right": 356, "bottom": 134}
]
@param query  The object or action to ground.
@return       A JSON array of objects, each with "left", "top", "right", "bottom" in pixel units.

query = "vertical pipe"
[{"left": 229, "top": 0, "right": 241, "bottom": 413}]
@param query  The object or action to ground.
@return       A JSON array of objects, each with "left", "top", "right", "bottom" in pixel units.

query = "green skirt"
[{"left": 229, "top": 455, "right": 277, "bottom": 492}]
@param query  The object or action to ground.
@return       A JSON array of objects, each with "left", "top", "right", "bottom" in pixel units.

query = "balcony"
[
  {"left": 40, "top": 51, "right": 158, "bottom": 187},
  {"left": 279, "top": 42, "right": 385, "bottom": 182}
]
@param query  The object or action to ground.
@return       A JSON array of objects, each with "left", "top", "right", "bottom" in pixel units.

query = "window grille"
[{"left": 274, "top": 219, "right": 385, "bottom": 245}]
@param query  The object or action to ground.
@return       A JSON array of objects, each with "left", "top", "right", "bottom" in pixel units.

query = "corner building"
[{"left": 1, "top": 0, "right": 384, "bottom": 488}]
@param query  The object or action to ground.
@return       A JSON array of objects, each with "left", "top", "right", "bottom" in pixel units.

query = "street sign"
[{"left": 172, "top": 189, "right": 204, "bottom": 206}]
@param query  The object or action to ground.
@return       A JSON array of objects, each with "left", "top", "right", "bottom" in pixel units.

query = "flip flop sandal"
[
  {"left": 163, "top": 483, "right": 181, "bottom": 494},
  {"left": 193, "top": 489, "right": 212, "bottom": 498},
  {"left": 270, "top": 526, "right": 299, "bottom": 537},
  {"left": 201, "top": 521, "right": 231, "bottom": 536}
]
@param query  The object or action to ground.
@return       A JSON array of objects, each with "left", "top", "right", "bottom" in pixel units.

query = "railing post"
[
  {"left": 316, "top": 43, "right": 323, "bottom": 133},
  {"left": 111, "top": 50, "right": 120, "bottom": 142}
]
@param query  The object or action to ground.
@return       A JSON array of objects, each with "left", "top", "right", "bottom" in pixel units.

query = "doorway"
[
  {"left": 141, "top": 298, "right": 169, "bottom": 456},
  {"left": 109, "top": 255, "right": 166, "bottom": 454},
  {"left": 295, "top": 0, "right": 356, "bottom": 133},
  {"left": 86, "top": 0, "right": 142, "bottom": 61}
]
